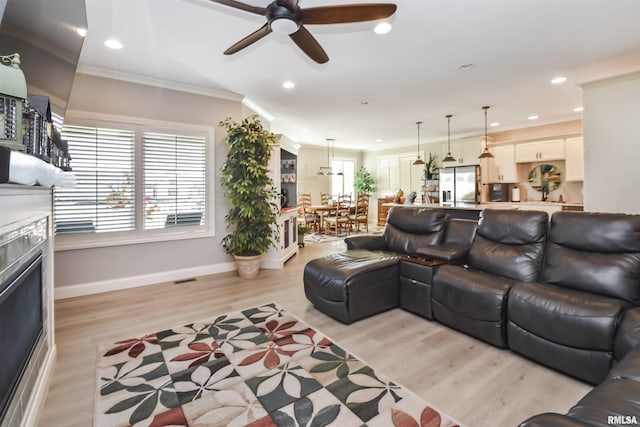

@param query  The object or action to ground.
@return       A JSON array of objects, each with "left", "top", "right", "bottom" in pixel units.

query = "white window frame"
[
  {"left": 330, "top": 158, "right": 357, "bottom": 197},
  {"left": 54, "top": 111, "right": 215, "bottom": 252}
]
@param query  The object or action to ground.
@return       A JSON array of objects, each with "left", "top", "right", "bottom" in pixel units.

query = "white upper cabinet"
[
  {"left": 441, "top": 139, "right": 481, "bottom": 167},
  {"left": 515, "top": 139, "right": 565, "bottom": 163},
  {"left": 486, "top": 144, "right": 517, "bottom": 182},
  {"left": 565, "top": 137, "right": 584, "bottom": 182}
]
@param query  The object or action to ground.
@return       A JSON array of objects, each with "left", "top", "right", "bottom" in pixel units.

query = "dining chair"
[
  {"left": 324, "top": 194, "right": 351, "bottom": 236},
  {"left": 298, "top": 193, "right": 320, "bottom": 232},
  {"left": 350, "top": 194, "right": 370, "bottom": 233}
]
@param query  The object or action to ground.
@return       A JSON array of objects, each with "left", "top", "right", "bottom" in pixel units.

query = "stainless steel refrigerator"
[{"left": 439, "top": 165, "right": 481, "bottom": 204}]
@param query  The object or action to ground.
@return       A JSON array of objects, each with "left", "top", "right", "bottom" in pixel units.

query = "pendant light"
[
  {"left": 442, "top": 114, "right": 457, "bottom": 163},
  {"left": 317, "top": 138, "right": 333, "bottom": 175},
  {"left": 412, "top": 121, "right": 425, "bottom": 165},
  {"left": 327, "top": 138, "right": 334, "bottom": 176},
  {"left": 478, "top": 105, "right": 495, "bottom": 159}
]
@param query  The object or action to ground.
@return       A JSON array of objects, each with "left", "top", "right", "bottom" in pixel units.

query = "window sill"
[{"left": 54, "top": 226, "right": 215, "bottom": 252}]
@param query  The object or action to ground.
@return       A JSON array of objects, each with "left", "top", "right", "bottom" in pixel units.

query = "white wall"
[
  {"left": 582, "top": 72, "right": 640, "bottom": 214},
  {"left": 54, "top": 73, "right": 243, "bottom": 294}
]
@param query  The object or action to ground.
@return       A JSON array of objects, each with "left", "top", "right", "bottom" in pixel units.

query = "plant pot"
[{"left": 234, "top": 254, "right": 262, "bottom": 279}]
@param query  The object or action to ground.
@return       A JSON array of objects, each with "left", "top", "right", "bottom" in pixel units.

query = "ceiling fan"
[{"left": 209, "top": 0, "right": 397, "bottom": 64}]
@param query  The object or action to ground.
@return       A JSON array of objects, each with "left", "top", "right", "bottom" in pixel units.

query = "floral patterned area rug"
[{"left": 95, "top": 302, "right": 461, "bottom": 427}]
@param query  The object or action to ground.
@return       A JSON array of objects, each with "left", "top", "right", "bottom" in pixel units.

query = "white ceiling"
[{"left": 75, "top": 0, "right": 640, "bottom": 150}]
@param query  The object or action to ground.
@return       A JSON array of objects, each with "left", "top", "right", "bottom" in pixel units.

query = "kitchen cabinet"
[
  {"left": 486, "top": 144, "right": 517, "bottom": 182},
  {"left": 377, "top": 157, "right": 400, "bottom": 195},
  {"left": 515, "top": 139, "right": 565, "bottom": 163},
  {"left": 264, "top": 140, "right": 299, "bottom": 268},
  {"left": 441, "top": 139, "right": 481, "bottom": 167},
  {"left": 565, "top": 137, "right": 584, "bottom": 182},
  {"left": 399, "top": 154, "right": 425, "bottom": 194}
]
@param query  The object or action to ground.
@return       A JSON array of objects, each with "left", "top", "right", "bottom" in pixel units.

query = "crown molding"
[{"left": 76, "top": 65, "right": 243, "bottom": 102}]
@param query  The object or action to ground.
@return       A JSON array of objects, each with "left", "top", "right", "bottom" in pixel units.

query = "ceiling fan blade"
[
  {"left": 289, "top": 25, "right": 329, "bottom": 64},
  {"left": 224, "top": 23, "right": 272, "bottom": 55},
  {"left": 301, "top": 4, "right": 397, "bottom": 25},
  {"left": 208, "top": 0, "right": 266, "bottom": 15}
]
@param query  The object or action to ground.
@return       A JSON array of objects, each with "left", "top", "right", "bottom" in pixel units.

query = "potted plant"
[
  {"left": 424, "top": 152, "right": 438, "bottom": 180},
  {"left": 297, "top": 223, "right": 312, "bottom": 248},
  {"left": 354, "top": 166, "right": 375, "bottom": 195},
  {"left": 219, "top": 115, "right": 280, "bottom": 279}
]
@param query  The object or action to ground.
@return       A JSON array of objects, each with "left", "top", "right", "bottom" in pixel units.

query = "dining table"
[{"left": 307, "top": 204, "right": 354, "bottom": 233}]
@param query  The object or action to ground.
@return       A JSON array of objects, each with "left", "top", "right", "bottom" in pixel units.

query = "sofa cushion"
[
  {"left": 432, "top": 265, "right": 518, "bottom": 322},
  {"left": 303, "top": 250, "right": 399, "bottom": 301},
  {"left": 383, "top": 208, "right": 447, "bottom": 255},
  {"left": 541, "top": 211, "right": 640, "bottom": 304},
  {"left": 614, "top": 308, "right": 640, "bottom": 362},
  {"left": 509, "top": 282, "right": 628, "bottom": 351},
  {"left": 467, "top": 209, "right": 549, "bottom": 282},
  {"left": 415, "top": 218, "right": 478, "bottom": 262}
]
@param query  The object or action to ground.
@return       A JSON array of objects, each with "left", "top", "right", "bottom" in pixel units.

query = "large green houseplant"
[
  {"left": 219, "top": 115, "right": 279, "bottom": 279},
  {"left": 354, "top": 166, "right": 375, "bottom": 195}
]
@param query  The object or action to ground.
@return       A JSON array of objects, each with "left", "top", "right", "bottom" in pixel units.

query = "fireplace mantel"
[{"left": 0, "top": 184, "right": 56, "bottom": 427}]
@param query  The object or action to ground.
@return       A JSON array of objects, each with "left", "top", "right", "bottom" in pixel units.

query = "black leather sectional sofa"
[{"left": 303, "top": 207, "right": 640, "bottom": 427}]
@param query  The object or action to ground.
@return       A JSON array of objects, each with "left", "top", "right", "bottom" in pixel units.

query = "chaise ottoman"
[{"left": 303, "top": 249, "right": 400, "bottom": 324}]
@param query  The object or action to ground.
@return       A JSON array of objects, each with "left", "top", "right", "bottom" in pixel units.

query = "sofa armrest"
[
  {"left": 344, "top": 235, "right": 385, "bottom": 250},
  {"left": 416, "top": 243, "right": 470, "bottom": 264},
  {"left": 518, "top": 413, "right": 591, "bottom": 427},
  {"left": 614, "top": 307, "right": 640, "bottom": 361}
]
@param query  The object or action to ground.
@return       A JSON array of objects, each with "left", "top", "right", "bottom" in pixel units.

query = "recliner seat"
[
  {"left": 432, "top": 209, "right": 549, "bottom": 347},
  {"left": 508, "top": 211, "right": 640, "bottom": 384}
]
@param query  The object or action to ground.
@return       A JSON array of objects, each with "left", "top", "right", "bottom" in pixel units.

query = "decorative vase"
[{"left": 234, "top": 254, "right": 262, "bottom": 279}]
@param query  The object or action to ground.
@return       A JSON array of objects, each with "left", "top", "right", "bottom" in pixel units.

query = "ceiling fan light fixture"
[
  {"left": 478, "top": 106, "right": 494, "bottom": 159},
  {"left": 443, "top": 115, "right": 457, "bottom": 163},
  {"left": 270, "top": 17, "right": 300, "bottom": 35}
]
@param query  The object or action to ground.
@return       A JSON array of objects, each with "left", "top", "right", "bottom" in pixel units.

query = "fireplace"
[
  {"left": 0, "top": 208, "right": 51, "bottom": 427},
  {"left": 0, "top": 252, "right": 43, "bottom": 421}
]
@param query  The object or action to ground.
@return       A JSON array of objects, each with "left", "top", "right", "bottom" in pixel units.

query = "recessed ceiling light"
[
  {"left": 282, "top": 81, "right": 295, "bottom": 89},
  {"left": 104, "top": 39, "right": 123, "bottom": 49},
  {"left": 375, "top": 139, "right": 382, "bottom": 143},
  {"left": 528, "top": 115, "right": 539, "bottom": 120},
  {"left": 490, "top": 122, "right": 500, "bottom": 127},
  {"left": 302, "top": 128, "right": 309, "bottom": 133},
  {"left": 76, "top": 28, "right": 87, "bottom": 37},
  {"left": 374, "top": 22, "right": 392, "bottom": 35},
  {"left": 458, "top": 63, "right": 476, "bottom": 71},
  {"left": 551, "top": 76, "right": 567, "bottom": 84},
  {"left": 573, "top": 106, "right": 584, "bottom": 112}
]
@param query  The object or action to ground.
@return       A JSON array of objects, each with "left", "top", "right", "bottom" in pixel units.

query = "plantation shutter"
[
  {"left": 142, "top": 132, "right": 206, "bottom": 230},
  {"left": 54, "top": 125, "right": 135, "bottom": 234}
]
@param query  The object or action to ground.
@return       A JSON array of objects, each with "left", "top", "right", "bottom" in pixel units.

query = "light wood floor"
[{"left": 39, "top": 240, "right": 591, "bottom": 427}]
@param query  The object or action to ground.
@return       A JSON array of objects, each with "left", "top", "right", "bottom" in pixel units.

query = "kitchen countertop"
[{"left": 382, "top": 201, "right": 584, "bottom": 210}]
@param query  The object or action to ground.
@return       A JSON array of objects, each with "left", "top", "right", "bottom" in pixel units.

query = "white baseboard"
[
  {"left": 54, "top": 262, "right": 237, "bottom": 300},
  {"left": 21, "top": 345, "right": 57, "bottom": 427}
]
